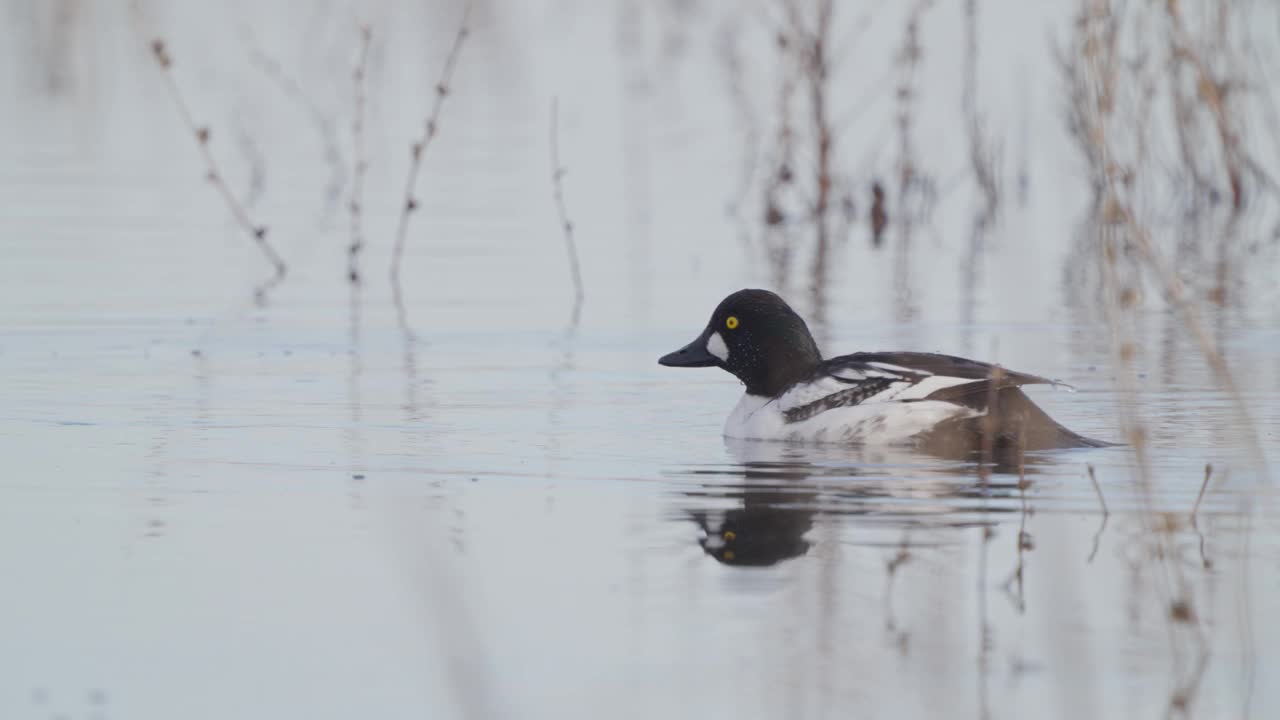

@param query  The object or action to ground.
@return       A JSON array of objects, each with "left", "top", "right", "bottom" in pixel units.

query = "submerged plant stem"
[{"left": 549, "top": 98, "right": 585, "bottom": 326}]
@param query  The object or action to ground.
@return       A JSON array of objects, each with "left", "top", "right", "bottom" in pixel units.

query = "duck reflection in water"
[
  {"left": 689, "top": 455, "right": 818, "bottom": 567},
  {"left": 683, "top": 439, "right": 1058, "bottom": 568}
]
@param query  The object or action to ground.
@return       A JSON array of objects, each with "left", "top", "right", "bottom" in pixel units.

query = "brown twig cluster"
[
  {"left": 745, "top": 0, "right": 857, "bottom": 318},
  {"left": 389, "top": 4, "right": 473, "bottom": 290},
  {"left": 1059, "top": 0, "right": 1267, "bottom": 476},
  {"left": 148, "top": 39, "right": 286, "bottom": 279},
  {"left": 1057, "top": 2, "right": 1277, "bottom": 711}
]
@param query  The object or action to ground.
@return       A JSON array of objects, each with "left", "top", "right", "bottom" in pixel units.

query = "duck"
[{"left": 658, "top": 289, "right": 1110, "bottom": 453}]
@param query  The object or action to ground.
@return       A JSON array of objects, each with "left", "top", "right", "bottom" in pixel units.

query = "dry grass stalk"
[
  {"left": 148, "top": 38, "right": 286, "bottom": 279},
  {"left": 348, "top": 24, "right": 373, "bottom": 284},
  {"left": 389, "top": 3, "right": 473, "bottom": 289},
  {"left": 549, "top": 98, "right": 584, "bottom": 326}
]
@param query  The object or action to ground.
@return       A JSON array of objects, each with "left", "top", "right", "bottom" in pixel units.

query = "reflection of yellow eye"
[
  {"left": 723, "top": 551, "right": 736, "bottom": 561},
  {"left": 726, "top": 316, "right": 739, "bottom": 329},
  {"left": 723, "top": 531, "right": 736, "bottom": 541}
]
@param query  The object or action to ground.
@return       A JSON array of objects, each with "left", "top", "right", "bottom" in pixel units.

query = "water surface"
[{"left": 3, "top": 2, "right": 1280, "bottom": 719}]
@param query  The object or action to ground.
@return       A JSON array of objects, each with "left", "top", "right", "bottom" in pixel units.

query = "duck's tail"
[{"left": 921, "top": 384, "right": 1116, "bottom": 453}]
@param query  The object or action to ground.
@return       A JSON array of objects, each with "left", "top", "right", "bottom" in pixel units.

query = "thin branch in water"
[
  {"left": 1001, "top": 473, "right": 1032, "bottom": 614},
  {"left": 1087, "top": 463, "right": 1110, "bottom": 515},
  {"left": 389, "top": 4, "right": 472, "bottom": 289},
  {"left": 349, "top": 24, "right": 372, "bottom": 284},
  {"left": 1191, "top": 462, "right": 1213, "bottom": 519},
  {"left": 1086, "top": 463, "right": 1109, "bottom": 563},
  {"left": 549, "top": 98, "right": 585, "bottom": 326},
  {"left": 147, "top": 38, "right": 286, "bottom": 279}
]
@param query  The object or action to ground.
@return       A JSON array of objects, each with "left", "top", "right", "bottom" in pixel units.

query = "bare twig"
[
  {"left": 1087, "top": 463, "right": 1110, "bottom": 515},
  {"left": 148, "top": 39, "right": 286, "bottom": 278},
  {"left": 389, "top": 4, "right": 472, "bottom": 289},
  {"left": 549, "top": 98, "right": 585, "bottom": 326},
  {"left": 349, "top": 24, "right": 372, "bottom": 284},
  {"left": 1191, "top": 462, "right": 1213, "bottom": 519}
]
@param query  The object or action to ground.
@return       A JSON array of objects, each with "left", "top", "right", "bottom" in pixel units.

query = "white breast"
[{"left": 724, "top": 392, "right": 980, "bottom": 445}]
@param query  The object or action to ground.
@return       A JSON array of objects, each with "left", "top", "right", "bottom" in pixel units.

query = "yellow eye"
[
  {"left": 723, "top": 530, "right": 736, "bottom": 541},
  {"left": 723, "top": 551, "right": 736, "bottom": 561},
  {"left": 726, "top": 316, "right": 739, "bottom": 330}
]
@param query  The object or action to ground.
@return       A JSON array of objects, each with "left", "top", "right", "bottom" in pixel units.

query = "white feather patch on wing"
[
  {"left": 889, "top": 375, "right": 983, "bottom": 400},
  {"left": 829, "top": 366, "right": 899, "bottom": 383},
  {"left": 706, "top": 332, "right": 729, "bottom": 361},
  {"left": 725, "top": 392, "right": 979, "bottom": 445},
  {"left": 867, "top": 361, "right": 934, "bottom": 376},
  {"left": 775, "top": 375, "right": 861, "bottom": 411}
]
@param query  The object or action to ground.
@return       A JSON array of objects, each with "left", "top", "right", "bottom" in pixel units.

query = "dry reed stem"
[
  {"left": 389, "top": 3, "right": 472, "bottom": 289},
  {"left": 549, "top": 98, "right": 584, "bottom": 325},
  {"left": 348, "top": 24, "right": 372, "bottom": 284},
  {"left": 148, "top": 39, "right": 286, "bottom": 278}
]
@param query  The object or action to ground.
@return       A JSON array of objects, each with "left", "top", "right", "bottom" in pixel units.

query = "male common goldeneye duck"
[{"left": 658, "top": 289, "right": 1110, "bottom": 452}]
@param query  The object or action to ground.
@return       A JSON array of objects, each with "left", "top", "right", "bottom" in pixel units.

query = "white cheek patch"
[{"left": 706, "top": 332, "right": 730, "bottom": 362}]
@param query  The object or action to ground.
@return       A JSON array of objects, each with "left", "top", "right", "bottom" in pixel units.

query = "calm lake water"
[{"left": 3, "top": 1, "right": 1280, "bottom": 719}]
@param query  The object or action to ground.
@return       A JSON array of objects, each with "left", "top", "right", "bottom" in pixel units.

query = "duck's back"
[{"left": 723, "top": 351, "right": 1107, "bottom": 450}]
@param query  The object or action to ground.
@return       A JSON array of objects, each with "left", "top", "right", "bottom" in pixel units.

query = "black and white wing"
[{"left": 776, "top": 351, "right": 1065, "bottom": 423}]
